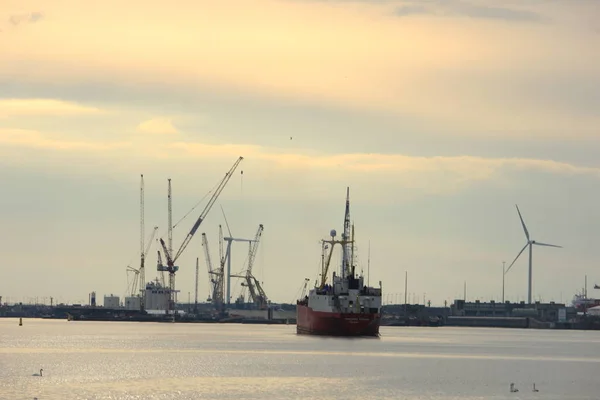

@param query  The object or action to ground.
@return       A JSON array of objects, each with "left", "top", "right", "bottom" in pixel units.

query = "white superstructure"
[
  {"left": 144, "top": 279, "right": 179, "bottom": 311},
  {"left": 103, "top": 294, "right": 120, "bottom": 308},
  {"left": 307, "top": 273, "right": 382, "bottom": 313},
  {"left": 124, "top": 296, "right": 141, "bottom": 310}
]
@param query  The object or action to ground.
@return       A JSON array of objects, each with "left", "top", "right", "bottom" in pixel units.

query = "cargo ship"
[{"left": 296, "top": 188, "right": 382, "bottom": 336}]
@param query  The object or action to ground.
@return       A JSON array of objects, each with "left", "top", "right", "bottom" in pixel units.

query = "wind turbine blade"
[
  {"left": 515, "top": 204, "right": 530, "bottom": 241},
  {"left": 533, "top": 242, "right": 562, "bottom": 248},
  {"left": 505, "top": 243, "right": 528, "bottom": 274}
]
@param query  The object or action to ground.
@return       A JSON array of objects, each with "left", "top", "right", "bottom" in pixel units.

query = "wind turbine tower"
[{"left": 505, "top": 204, "right": 562, "bottom": 304}]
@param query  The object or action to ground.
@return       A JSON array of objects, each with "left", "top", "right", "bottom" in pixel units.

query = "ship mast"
[
  {"left": 341, "top": 187, "right": 351, "bottom": 279},
  {"left": 350, "top": 223, "right": 355, "bottom": 278}
]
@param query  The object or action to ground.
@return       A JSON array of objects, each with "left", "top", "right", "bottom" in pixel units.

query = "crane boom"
[
  {"left": 217, "top": 225, "right": 226, "bottom": 307},
  {"left": 172, "top": 156, "right": 243, "bottom": 263},
  {"left": 127, "top": 266, "right": 140, "bottom": 297},
  {"left": 140, "top": 174, "right": 145, "bottom": 307},
  {"left": 145, "top": 227, "right": 158, "bottom": 257},
  {"left": 157, "top": 156, "right": 243, "bottom": 315},
  {"left": 230, "top": 224, "right": 266, "bottom": 309},
  {"left": 246, "top": 224, "right": 264, "bottom": 276},
  {"left": 202, "top": 233, "right": 216, "bottom": 299}
]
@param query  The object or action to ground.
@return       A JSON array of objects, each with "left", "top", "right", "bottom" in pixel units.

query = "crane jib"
[
  {"left": 159, "top": 156, "right": 243, "bottom": 275},
  {"left": 190, "top": 217, "right": 204, "bottom": 236}
]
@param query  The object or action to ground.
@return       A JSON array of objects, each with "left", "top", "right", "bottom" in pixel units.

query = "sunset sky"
[{"left": 1, "top": 0, "right": 599, "bottom": 306}]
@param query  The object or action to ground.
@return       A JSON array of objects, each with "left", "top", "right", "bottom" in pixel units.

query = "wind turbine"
[{"left": 505, "top": 204, "right": 562, "bottom": 304}]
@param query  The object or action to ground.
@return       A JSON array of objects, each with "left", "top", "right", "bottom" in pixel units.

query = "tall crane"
[
  {"left": 194, "top": 257, "right": 199, "bottom": 314},
  {"left": 139, "top": 175, "right": 159, "bottom": 310},
  {"left": 200, "top": 225, "right": 228, "bottom": 313},
  {"left": 156, "top": 178, "right": 173, "bottom": 314},
  {"left": 140, "top": 174, "right": 145, "bottom": 307},
  {"left": 127, "top": 226, "right": 158, "bottom": 302},
  {"left": 202, "top": 233, "right": 215, "bottom": 302},
  {"left": 157, "top": 156, "right": 244, "bottom": 315},
  {"left": 231, "top": 224, "right": 268, "bottom": 309},
  {"left": 218, "top": 224, "right": 226, "bottom": 306}
]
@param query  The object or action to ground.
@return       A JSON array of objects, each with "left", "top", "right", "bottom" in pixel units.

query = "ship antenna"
[
  {"left": 351, "top": 222, "right": 355, "bottom": 278},
  {"left": 341, "top": 187, "right": 351, "bottom": 279},
  {"left": 367, "top": 240, "right": 371, "bottom": 287}
]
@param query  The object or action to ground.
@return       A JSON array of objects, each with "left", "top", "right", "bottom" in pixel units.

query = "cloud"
[
  {"left": 394, "top": 1, "right": 544, "bottom": 22},
  {"left": 292, "top": 0, "right": 544, "bottom": 22},
  {"left": 136, "top": 118, "right": 178, "bottom": 135},
  {"left": 1, "top": 0, "right": 597, "bottom": 137},
  {"left": 168, "top": 142, "right": 600, "bottom": 197},
  {"left": 0, "top": 99, "right": 103, "bottom": 118},
  {"left": 0, "top": 128, "right": 130, "bottom": 151},
  {"left": 173, "top": 141, "right": 600, "bottom": 174},
  {"left": 8, "top": 12, "right": 44, "bottom": 26},
  {"left": 395, "top": 5, "right": 429, "bottom": 16},
  {"left": 2, "top": 128, "right": 598, "bottom": 198}
]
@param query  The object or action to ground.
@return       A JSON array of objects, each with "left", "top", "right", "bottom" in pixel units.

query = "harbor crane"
[
  {"left": 126, "top": 267, "right": 140, "bottom": 297},
  {"left": 126, "top": 174, "right": 160, "bottom": 310},
  {"left": 217, "top": 224, "right": 227, "bottom": 306},
  {"left": 231, "top": 224, "right": 269, "bottom": 309},
  {"left": 201, "top": 231, "right": 225, "bottom": 306},
  {"left": 157, "top": 156, "right": 243, "bottom": 315},
  {"left": 126, "top": 225, "right": 158, "bottom": 303}
]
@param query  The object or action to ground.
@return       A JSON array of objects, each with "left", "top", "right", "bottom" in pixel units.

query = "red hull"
[{"left": 296, "top": 304, "right": 380, "bottom": 337}]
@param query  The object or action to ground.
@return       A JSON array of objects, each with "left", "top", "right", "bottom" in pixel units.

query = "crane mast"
[
  {"left": 127, "top": 225, "right": 157, "bottom": 304},
  {"left": 138, "top": 176, "right": 158, "bottom": 310},
  {"left": 167, "top": 178, "right": 173, "bottom": 312},
  {"left": 231, "top": 224, "right": 267, "bottom": 309},
  {"left": 218, "top": 224, "right": 226, "bottom": 306},
  {"left": 140, "top": 174, "right": 145, "bottom": 309},
  {"left": 194, "top": 257, "right": 199, "bottom": 313},
  {"left": 202, "top": 233, "right": 219, "bottom": 303},
  {"left": 158, "top": 156, "right": 244, "bottom": 315},
  {"left": 246, "top": 224, "right": 263, "bottom": 278}
]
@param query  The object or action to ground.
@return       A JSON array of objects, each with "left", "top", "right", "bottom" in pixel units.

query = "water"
[{"left": 1, "top": 319, "right": 599, "bottom": 400}]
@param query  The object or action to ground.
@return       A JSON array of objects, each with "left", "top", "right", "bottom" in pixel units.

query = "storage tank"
[
  {"left": 103, "top": 294, "right": 120, "bottom": 308},
  {"left": 124, "top": 296, "right": 141, "bottom": 310}
]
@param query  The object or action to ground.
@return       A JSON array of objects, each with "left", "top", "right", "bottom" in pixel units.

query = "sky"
[{"left": 1, "top": 0, "right": 599, "bottom": 306}]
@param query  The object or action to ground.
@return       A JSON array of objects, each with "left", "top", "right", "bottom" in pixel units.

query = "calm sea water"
[{"left": 0, "top": 318, "right": 598, "bottom": 400}]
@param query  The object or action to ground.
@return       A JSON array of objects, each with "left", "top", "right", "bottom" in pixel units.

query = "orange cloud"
[
  {"left": 2, "top": 128, "right": 598, "bottom": 189},
  {"left": 170, "top": 140, "right": 600, "bottom": 178},
  {"left": 0, "top": 99, "right": 104, "bottom": 118},
  {"left": 136, "top": 118, "right": 178, "bottom": 135},
  {"left": 0, "top": 128, "right": 130, "bottom": 150},
  {"left": 2, "top": 1, "right": 599, "bottom": 135}
]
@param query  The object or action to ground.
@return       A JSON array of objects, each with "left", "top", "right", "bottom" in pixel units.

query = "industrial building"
[{"left": 449, "top": 299, "right": 570, "bottom": 322}]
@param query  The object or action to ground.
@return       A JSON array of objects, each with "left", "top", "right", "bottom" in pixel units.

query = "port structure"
[
  {"left": 126, "top": 175, "right": 158, "bottom": 311},
  {"left": 230, "top": 224, "right": 269, "bottom": 309},
  {"left": 201, "top": 227, "right": 226, "bottom": 310},
  {"left": 157, "top": 156, "right": 243, "bottom": 315},
  {"left": 222, "top": 232, "right": 255, "bottom": 305}
]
